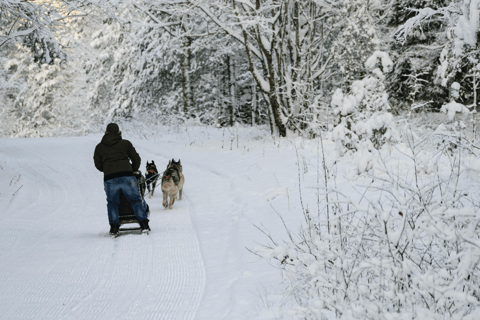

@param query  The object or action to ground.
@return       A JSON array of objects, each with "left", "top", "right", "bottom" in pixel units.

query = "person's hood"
[{"left": 101, "top": 133, "right": 121, "bottom": 146}]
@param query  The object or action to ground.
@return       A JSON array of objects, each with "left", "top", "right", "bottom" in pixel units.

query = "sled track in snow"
[{"left": 0, "top": 138, "right": 206, "bottom": 320}]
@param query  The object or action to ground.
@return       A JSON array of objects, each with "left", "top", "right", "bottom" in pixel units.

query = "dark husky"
[
  {"left": 161, "top": 159, "right": 185, "bottom": 209},
  {"left": 145, "top": 160, "right": 159, "bottom": 198}
]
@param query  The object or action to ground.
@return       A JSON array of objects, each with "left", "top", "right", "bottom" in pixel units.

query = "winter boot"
[
  {"left": 139, "top": 220, "right": 151, "bottom": 233},
  {"left": 109, "top": 224, "right": 120, "bottom": 236}
]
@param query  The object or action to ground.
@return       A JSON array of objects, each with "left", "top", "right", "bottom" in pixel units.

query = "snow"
[
  {"left": 365, "top": 51, "right": 393, "bottom": 73},
  {"left": 394, "top": 8, "right": 440, "bottom": 43},
  {"left": 330, "top": 88, "right": 343, "bottom": 109},
  {"left": 331, "top": 89, "right": 356, "bottom": 116},
  {"left": 260, "top": 35, "right": 271, "bottom": 52},
  {"left": 356, "top": 152, "right": 374, "bottom": 175},
  {"left": 451, "top": 82, "right": 461, "bottom": 90},
  {"left": 454, "top": 0, "right": 480, "bottom": 55},
  {"left": 440, "top": 100, "right": 470, "bottom": 120},
  {"left": 253, "top": 67, "right": 270, "bottom": 93}
]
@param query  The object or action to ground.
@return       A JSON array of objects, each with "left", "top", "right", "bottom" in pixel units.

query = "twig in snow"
[{"left": 12, "top": 185, "right": 23, "bottom": 197}]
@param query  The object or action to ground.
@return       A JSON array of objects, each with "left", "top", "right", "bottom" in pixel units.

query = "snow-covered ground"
[{"left": 0, "top": 125, "right": 319, "bottom": 319}]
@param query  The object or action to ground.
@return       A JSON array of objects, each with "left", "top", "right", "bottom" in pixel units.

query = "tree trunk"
[
  {"left": 216, "top": 72, "right": 223, "bottom": 127},
  {"left": 251, "top": 83, "right": 256, "bottom": 126},
  {"left": 269, "top": 92, "right": 287, "bottom": 137},
  {"left": 265, "top": 50, "right": 287, "bottom": 137},
  {"left": 180, "top": 35, "right": 193, "bottom": 116},
  {"left": 229, "top": 55, "right": 236, "bottom": 126}
]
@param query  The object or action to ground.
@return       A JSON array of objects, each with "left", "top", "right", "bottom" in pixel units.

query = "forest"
[
  {"left": 1, "top": 0, "right": 478, "bottom": 142},
  {"left": 2, "top": 1, "right": 480, "bottom": 319}
]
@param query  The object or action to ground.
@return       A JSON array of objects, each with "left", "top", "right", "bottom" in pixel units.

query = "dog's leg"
[
  {"left": 169, "top": 194, "right": 176, "bottom": 209},
  {"left": 163, "top": 192, "right": 168, "bottom": 208},
  {"left": 179, "top": 188, "right": 182, "bottom": 200}
]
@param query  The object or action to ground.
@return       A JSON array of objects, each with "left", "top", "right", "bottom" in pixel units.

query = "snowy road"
[
  {"left": 0, "top": 131, "right": 295, "bottom": 320},
  {"left": 0, "top": 137, "right": 207, "bottom": 319}
]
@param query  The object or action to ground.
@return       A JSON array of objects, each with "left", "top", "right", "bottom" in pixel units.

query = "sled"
[{"left": 118, "top": 171, "right": 149, "bottom": 233}]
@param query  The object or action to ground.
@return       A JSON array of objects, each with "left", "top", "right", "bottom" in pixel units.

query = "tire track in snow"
[
  {"left": 170, "top": 158, "right": 253, "bottom": 319},
  {"left": 142, "top": 145, "right": 255, "bottom": 319},
  {"left": 120, "top": 149, "right": 206, "bottom": 320}
]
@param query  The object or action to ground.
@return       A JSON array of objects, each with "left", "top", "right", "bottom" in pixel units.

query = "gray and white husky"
[{"left": 161, "top": 159, "right": 185, "bottom": 209}]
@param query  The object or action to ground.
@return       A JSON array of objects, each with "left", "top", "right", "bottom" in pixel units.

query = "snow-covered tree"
[
  {"left": 0, "top": 0, "right": 118, "bottom": 64},
  {"left": 331, "top": 51, "right": 397, "bottom": 155},
  {"left": 179, "top": 0, "right": 338, "bottom": 136},
  {"left": 85, "top": 0, "right": 268, "bottom": 127},
  {"left": 0, "top": 12, "right": 102, "bottom": 137},
  {"left": 330, "top": 0, "right": 380, "bottom": 89},
  {"left": 387, "top": 0, "right": 479, "bottom": 111},
  {"left": 1, "top": 0, "right": 65, "bottom": 63}
]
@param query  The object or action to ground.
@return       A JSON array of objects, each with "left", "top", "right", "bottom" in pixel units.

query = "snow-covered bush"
[
  {"left": 255, "top": 132, "right": 480, "bottom": 319},
  {"left": 331, "top": 52, "right": 398, "bottom": 155},
  {"left": 441, "top": 101, "right": 470, "bottom": 121}
]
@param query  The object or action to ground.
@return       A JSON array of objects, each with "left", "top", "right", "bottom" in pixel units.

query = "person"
[{"left": 93, "top": 123, "right": 150, "bottom": 235}]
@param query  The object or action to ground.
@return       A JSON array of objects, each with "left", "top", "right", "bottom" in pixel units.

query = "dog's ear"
[
  {"left": 178, "top": 160, "right": 181, "bottom": 165},
  {"left": 152, "top": 160, "right": 155, "bottom": 164}
]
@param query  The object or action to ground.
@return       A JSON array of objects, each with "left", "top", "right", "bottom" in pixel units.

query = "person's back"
[{"left": 94, "top": 126, "right": 140, "bottom": 181}]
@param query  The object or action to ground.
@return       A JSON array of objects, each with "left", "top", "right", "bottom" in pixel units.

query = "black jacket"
[{"left": 93, "top": 133, "right": 141, "bottom": 181}]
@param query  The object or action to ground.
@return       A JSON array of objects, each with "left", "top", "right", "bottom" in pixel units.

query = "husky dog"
[
  {"left": 161, "top": 159, "right": 185, "bottom": 209},
  {"left": 145, "top": 161, "right": 159, "bottom": 198}
]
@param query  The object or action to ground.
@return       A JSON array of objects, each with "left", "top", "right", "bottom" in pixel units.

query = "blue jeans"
[{"left": 104, "top": 176, "right": 148, "bottom": 225}]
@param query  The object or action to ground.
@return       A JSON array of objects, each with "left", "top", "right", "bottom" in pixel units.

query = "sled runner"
[{"left": 117, "top": 171, "right": 149, "bottom": 234}]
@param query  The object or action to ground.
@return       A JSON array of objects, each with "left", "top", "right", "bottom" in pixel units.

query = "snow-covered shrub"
[
  {"left": 255, "top": 133, "right": 480, "bottom": 319},
  {"left": 436, "top": 44, "right": 480, "bottom": 109},
  {"left": 439, "top": 81, "right": 473, "bottom": 139},
  {"left": 441, "top": 101, "right": 470, "bottom": 121},
  {"left": 428, "top": 123, "right": 473, "bottom": 157},
  {"left": 331, "top": 52, "right": 398, "bottom": 155}
]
